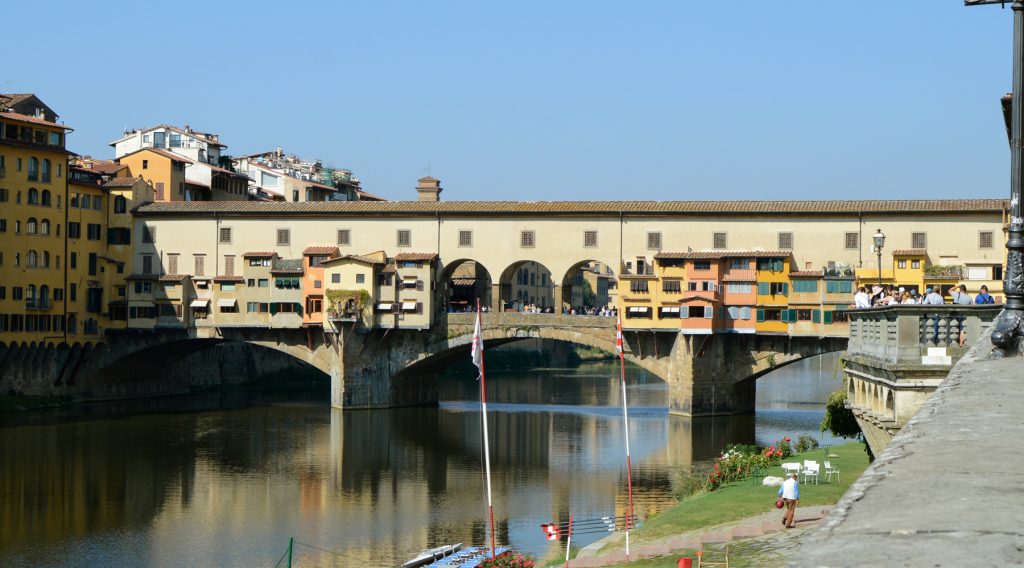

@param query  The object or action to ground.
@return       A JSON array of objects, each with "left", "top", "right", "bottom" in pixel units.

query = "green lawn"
[{"left": 587, "top": 441, "right": 870, "bottom": 565}]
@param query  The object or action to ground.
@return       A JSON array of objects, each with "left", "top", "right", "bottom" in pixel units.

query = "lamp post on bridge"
[
  {"left": 873, "top": 229, "right": 886, "bottom": 292},
  {"left": 966, "top": 0, "right": 1024, "bottom": 356}
]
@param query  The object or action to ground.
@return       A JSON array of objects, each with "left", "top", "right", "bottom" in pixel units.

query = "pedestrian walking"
[{"left": 778, "top": 473, "right": 800, "bottom": 528}]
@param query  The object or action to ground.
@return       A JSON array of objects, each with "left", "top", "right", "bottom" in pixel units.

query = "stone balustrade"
[{"left": 841, "top": 304, "right": 1001, "bottom": 455}]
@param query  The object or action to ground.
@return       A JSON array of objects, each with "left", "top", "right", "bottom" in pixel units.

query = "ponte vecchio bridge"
[{"left": 2, "top": 198, "right": 1005, "bottom": 415}]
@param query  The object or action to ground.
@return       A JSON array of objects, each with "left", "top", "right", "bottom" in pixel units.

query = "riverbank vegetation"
[{"left": 590, "top": 440, "right": 869, "bottom": 564}]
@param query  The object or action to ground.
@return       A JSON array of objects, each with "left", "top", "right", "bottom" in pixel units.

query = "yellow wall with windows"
[{"left": 0, "top": 114, "right": 70, "bottom": 343}]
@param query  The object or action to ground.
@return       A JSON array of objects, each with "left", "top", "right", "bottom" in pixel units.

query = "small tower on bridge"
[{"left": 416, "top": 176, "right": 442, "bottom": 201}]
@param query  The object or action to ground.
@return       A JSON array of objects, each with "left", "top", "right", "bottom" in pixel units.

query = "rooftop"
[{"left": 134, "top": 199, "right": 1010, "bottom": 217}]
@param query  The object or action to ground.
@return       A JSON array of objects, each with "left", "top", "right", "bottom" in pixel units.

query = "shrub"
[
  {"left": 673, "top": 471, "right": 708, "bottom": 500},
  {"left": 482, "top": 553, "right": 535, "bottom": 568},
  {"left": 820, "top": 388, "right": 861, "bottom": 439},
  {"left": 793, "top": 435, "right": 819, "bottom": 453}
]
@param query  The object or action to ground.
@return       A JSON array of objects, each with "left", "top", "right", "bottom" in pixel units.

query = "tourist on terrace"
[
  {"left": 854, "top": 286, "right": 871, "bottom": 309},
  {"left": 778, "top": 473, "right": 800, "bottom": 529},
  {"left": 921, "top": 287, "right": 945, "bottom": 305},
  {"left": 976, "top": 285, "right": 995, "bottom": 305},
  {"left": 953, "top": 285, "right": 974, "bottom": 306}
]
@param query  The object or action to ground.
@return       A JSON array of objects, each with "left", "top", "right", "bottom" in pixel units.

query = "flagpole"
[
  {"left": 616, "top": 316, "right": 634, "bottom": 561},
  {"left": 474, "top": 298, "right": 497, "bottom": 559}
]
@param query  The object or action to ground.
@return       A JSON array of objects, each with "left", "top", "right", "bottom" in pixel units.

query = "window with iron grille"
[
  {"left": 647, "top": 232, "right": 662, "bottom": 250},
  {"left": 459, "top": 230, "right": 472, "bottom": 247},
  {"left": 845, "top": 232, "right": 859, "bottom": 249},
  {"left": 911, "top": 232, "right": 927, "bottom": 249},
  {"left": 693, "top": 260, "right": 711, "bottom": 271},
  {"left": 219, "top": 227, "right": 232, "bottom": 244},
  {"left": 778, "top": 232, "right": 793, "bottom": 250},
  {"left": 276, "top": 228, "right": 290, "bottom": 246},
  {"left": 584, "top": 231, "right": 598, "bottom": 247},
  {"left": 662, "top": 280, "right": 681, "bottom": 293},
  {"left": 980, "top": 231, "right": 994, "bottom": 249},
  {"left": 629, "top": 280, "right": 649, "bottom": 293},
  {"left": 397, "top": 229, "right": 411, "bottom": 247},
  {"left": 713, "top": 232, "right": 727, "bottom": 249},
  {"left": 520, "top": 230, "right": 535, "bottom": 248},
  {"left": 337, "top": 228, "right": 351, "bottom": 245}
]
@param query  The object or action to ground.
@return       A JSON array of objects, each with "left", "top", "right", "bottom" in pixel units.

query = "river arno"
[{"left": 0, "top": 354, "right": 843, "bottom": 567}]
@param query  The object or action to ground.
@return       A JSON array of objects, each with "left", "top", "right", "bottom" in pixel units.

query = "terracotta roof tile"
[
  {"left": 77, "top": 159, "right": 124, "bottom": 175},
  {"left": 381, "top": 264, "right": 397, "bottom": 273},
  {"left": 214, "top": 275, "right": 244, "bottom": 282},
  {"left": 103, "top": 176, "right": 143, "bottom": 188},
  {"left": 892, "top": 249, "right": 927, "bottom": 256},
  {"left": 242, "top": 251, "right": 277, "bottom": 258},
  {"left": 451, "top": 278, "right": 475, "bottom": 286},
  {"left": 0, "top": 110, "right": 71, "bottom": 130},
  {"left": 656, "top": 250, "right": 793, "bottom": 260},
  {"left": 324, "top": 254, "right": 384, "bottom": 266},
  {"left": 303, "top": 246, "right": 339, "bottom": 256},
  {"left": 133, "top": 199, "right": 1010, "bottom": 217},
  {"left": 159, "top": 274, "right": 190, "bottom": 282},
  {"left": 394, "top": 252, "right": 438, "bottom": 261},
  {"left": 789, "top": 270, "right": 823, "bottom": 277}
]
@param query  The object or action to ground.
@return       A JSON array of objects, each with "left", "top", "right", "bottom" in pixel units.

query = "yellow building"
[
  {"left": 117, "top": 148, "right": 189, "bottom": 201},
  {"left": 66, "top": 160, "right": 155, "bottom": 338},
  {"left": 754, "top": 254, "right": 792, "bottom": 334},
  {"left": 0, "top": 96, "right": 73, "bottom": 343}
]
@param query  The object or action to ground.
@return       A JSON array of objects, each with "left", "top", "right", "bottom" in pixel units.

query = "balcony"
[
  {"left": 721, "top": 268, "right": 756, "bottom": 281},
  {"left": 823, "top": 266, "right": 856, "bottom": 279},
  {"left": 924, "top": 265, "right": 964, "bottom": 280},
  {"left": 26, "top": 299, "right": 53, "bottom": 310}
]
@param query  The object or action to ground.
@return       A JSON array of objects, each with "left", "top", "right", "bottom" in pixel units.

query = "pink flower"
[{"left": 784, "top": 436, "right": 791, "bottom": 442}]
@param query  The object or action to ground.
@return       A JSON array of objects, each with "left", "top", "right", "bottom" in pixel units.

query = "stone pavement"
[
  {"left": 793, "top": 333, "right": 1024, "bottom": 567},
  {"left": 568, "top": 506, "right": 832, "bottom": 567}
]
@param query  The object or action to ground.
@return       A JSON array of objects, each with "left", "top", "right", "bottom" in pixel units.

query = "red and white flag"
[
  {"left": 616, "top": 315, "right": 624, "bottom": 360},
  {"left": 471, "top": 308, "right": 484, "bottom": 379}
]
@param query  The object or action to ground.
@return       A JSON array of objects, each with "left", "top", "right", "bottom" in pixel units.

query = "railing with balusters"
[{"left": 844, "top": 305, "right": 1002, "bottom": 364}]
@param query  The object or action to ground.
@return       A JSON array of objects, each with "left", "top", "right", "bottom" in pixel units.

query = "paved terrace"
[{"left": 794, "top": 331, "right": 1024, "bottom": 567}]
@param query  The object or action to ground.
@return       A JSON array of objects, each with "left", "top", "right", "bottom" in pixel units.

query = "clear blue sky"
[{"left": 3, "top": 1, "right": 1016, "bottom": 201}]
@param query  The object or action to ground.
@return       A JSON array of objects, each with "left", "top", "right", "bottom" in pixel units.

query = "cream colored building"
[{"left": 129, "top": 199, "right": 1009, "bottom": 332}]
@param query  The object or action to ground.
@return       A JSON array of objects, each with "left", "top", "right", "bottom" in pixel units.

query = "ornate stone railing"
[
  {"left": 845, "top": 305, "right": 1002, "bottom": 365},
  {"left": 842, "top": 304, "right": 1002, "bottom": 455}
]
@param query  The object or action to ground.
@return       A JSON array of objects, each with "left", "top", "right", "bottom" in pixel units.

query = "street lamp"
[
  {"left": 967, "top": 0, "right": 1024, "bottom": 356},
  {"left": 873, "top": 228, "right": 886, "bottom": 291}
]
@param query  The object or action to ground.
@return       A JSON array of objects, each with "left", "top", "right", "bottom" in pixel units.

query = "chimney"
[{"left": 416, "top": 176, "right": 442, "bottom": 202}]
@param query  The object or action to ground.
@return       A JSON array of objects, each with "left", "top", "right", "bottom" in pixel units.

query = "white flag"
[{"left": 471, "top": 308, "right": 484, "bottom": 378}]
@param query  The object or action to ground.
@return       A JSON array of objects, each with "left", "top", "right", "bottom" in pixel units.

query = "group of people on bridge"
[{"left": 853, "top": 284, "right": 996, "bottom": 308}]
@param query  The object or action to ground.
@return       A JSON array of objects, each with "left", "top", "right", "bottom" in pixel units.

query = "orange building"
[{"left": 302, "top": 246, "right": 338, "bottom": 326}]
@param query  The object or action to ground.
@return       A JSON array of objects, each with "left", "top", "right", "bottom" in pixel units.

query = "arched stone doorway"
[
  {"left": 497, "top": 261, "right": 555, "bottom": 312},
  {"left": 559, "top": 260, "right": 618, "bottom": 313},
  {"left": 440, "top": 259, "right": 493, "bottom": 313}
]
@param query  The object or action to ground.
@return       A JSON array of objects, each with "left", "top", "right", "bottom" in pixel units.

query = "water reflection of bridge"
[{"left": 0, "top": 399, "right": 755, "bottom": 566}]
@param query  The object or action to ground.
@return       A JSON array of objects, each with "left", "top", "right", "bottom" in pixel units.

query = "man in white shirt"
[
  {"left": 854, "top": 286, "right": 871, "bottom": 309},
  {"left": 953, "top": 284, "right": 974, "bottom": 305},
  {"left": 777, "top": 473, "right": 800, "bottom": 528},
  {"left": 921, "top": 287, "right": 945, "bottom": 305}
]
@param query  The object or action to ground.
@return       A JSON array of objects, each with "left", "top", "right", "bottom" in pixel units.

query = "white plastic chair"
[
  {"left": 782, "top": 462, "right": 801, "bottom": 477},
  {"left": 803, "top": 463, "right": 820, "bottom": 485},
  {"left": 824, "top": 461, "right": 840, "bottom": 483}
]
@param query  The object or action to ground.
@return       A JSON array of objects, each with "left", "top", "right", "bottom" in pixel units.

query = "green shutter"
[
  {"left": 812, "top": 309, "right": 821, "bottom": 323},
  {"left": 841, "top": 281, "right": 853, "bottom": 294},
  {"left": 781, "top": 283, "right": 788, "bottom": 296},
  {"left": 758, "top": 282, "right": 769, "bottom": 295},
  {"left": 756, "top": 309, "right": 765, "bottom": 322},
  {"left": 781, "top": 309, "right": 790, "bottom": 323},
  {"left": 270, "top": 302, "right": 279, "bottom": 315},
  {"left": 824, "top": 310, "right": 833, "bottom": 324},
  {"left": 790, "top": 309, "right": 798, "bottom": 321}
]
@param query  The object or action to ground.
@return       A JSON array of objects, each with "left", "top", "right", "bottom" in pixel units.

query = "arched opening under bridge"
[{"left": 440, "top": 259, "right": 493, "bottom": 312}]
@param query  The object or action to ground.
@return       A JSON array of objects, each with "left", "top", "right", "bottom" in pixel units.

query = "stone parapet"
[{"left": 793, "top": 331, "right": 1024, "bottom": 567}]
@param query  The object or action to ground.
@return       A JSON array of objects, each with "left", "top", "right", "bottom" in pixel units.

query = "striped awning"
[{"left": 189, "top": 299, "right": 210, "bottom": 308}]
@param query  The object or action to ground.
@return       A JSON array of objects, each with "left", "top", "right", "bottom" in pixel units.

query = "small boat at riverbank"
[
  {"left": 428, "top": 546, "right": 510, "bottom": 567},
  {"left": 401, "top": 543, "right": 463, "bottom": 568}
]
